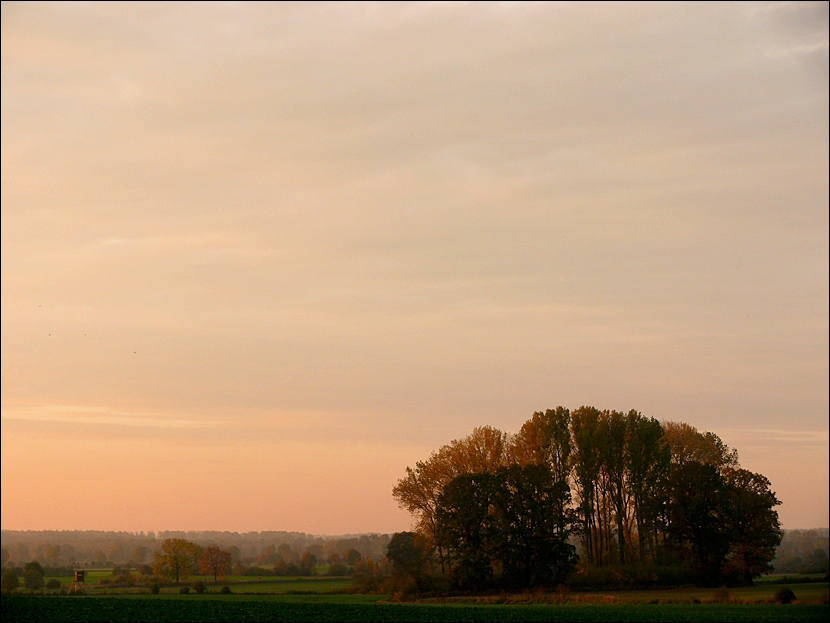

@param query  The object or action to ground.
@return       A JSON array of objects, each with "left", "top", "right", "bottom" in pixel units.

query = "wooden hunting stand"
[{"left": 70, "top": 570, "right": 85, "bottom": 592}]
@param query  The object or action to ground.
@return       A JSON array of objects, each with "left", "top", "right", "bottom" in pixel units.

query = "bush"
[
  {"left": 381, "top": 573, "right": 417, "bottom": 601},
  {"left": 24, "top": 572, "right": 44, "bottom": 590},
  {"left": 141, "top": 574, "right": 165, "bottom": 586},
  {"left": 328, "top": 562, "right": 350, "bottom": 576},
  {"left": 110, "top": 572, "right": 136, "bottom": 586},
  {"left": 46, "top": 579, "right": 61, "bottom": 589},
  {"left": 220, "top": 585, "right": 231, "bottom": 594},
  {"left": 194, "top": 581, "right": 206, "bottom": 594},
  {"left": 350, "top": 574, "right": 384, "bottom": 594},
  {"left": 775, "top": 587, "right": 796, "bottom": 604},
  {"left": 2, "top": 570, "right": 19, "bottom": 592},
  {"left": 179, "top": 585, "right": 190, "bottom": 594},
  {"left": 150, "top": 583, "right": 160, "bottom": 594},
  {"left": 711, "top": 587, "right": 730, "bottom": 603},
  {"left": 565, "top": 563, "right": 693, "bottom": 591}
]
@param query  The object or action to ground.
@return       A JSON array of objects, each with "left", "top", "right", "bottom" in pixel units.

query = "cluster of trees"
[
  {"left": 393, "top": 407, "right": 783, "bottom": 589},
  {"left": 151, "top": 540, "right": 233, "bottom": 583},
  {"left": 148, "top": 539, "right": 377, "bottom": 583},
  {"left": 434, "top": 464, "right": 578, "bottom": 590},
  {"left": 1, "top": 562, "right": 46, "bottom": 592}
]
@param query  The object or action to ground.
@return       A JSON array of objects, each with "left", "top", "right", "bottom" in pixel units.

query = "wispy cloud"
[{"left": 1, "top": 403, "right": 225, "bottom": 430}]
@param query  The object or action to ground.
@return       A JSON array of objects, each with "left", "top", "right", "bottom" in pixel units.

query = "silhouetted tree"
[
  {"left": 132, "top": 545, "right": 149, "bottom": 564},
  {"left": 721, "top": 468, "right": 782, "bottom": 585},
  {"left": 345, "top": 549, "right": 362, "bottom": 566},
  {"left": 200, "top": 546, "right": 232, "bottom": 583},
  {"left": 667, "top": 462, "right": 732, "bottom": 585},
  {"left": 23, "top": 562, "right": 44, "bottom": 590},
  {"left": 386, "top": 532, "right": 434, "bottom": 590}
]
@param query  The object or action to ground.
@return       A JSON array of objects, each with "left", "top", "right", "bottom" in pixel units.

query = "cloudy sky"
[{"left": 2, "top": 1, "right": 827, "bottom": 534}]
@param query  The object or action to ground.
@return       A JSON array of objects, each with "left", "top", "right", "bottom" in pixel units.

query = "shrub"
[
  {"left": 141, "top": 574, "right": 165, "bottom": 586},
  {"left": 46, "top": 579, "right": 61, "bottom": 589},
  {"left": 350, "top": 573, "right": 384, "bottom": 594},
  {"left": 220, "top": 585, "right": 231, "bottom": 594},
  {"left": 711, "top": 587, "right": 730, "bottom": 603},
  {"left": 110, "top": 572, "right": 136, "bottom": 586},
  {"left": 67, "top": 588, "right": 85, "bottom": 596},
  {"left": 179, "top": 585, "right": 190, "bottom": 594},
  {"left": 328, "top": 562, "right": 350, "bottom": 576},
  {"left": 194, "top": 581, "right": 206, "bottom": 594},
  {"left": 2, "top": 570, "right": 19, "bottom": 592},
  {"left": 24, "top": 572, "right": 44, "bottom": 590},
  {"left": 150, "top": 583, "right": 160, "bottom": 594},
  {"left": 565, "top": 563, "right": 692, "bottom": 591},
  {"left": 775, "top": 588, "right": 796, "bottom": 604},
  {"left": 381, "top": 573, "right": 417, "bottom": 601}
]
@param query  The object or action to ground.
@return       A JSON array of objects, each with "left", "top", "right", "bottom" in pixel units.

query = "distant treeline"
[
  {"left": 772, "top": 529, "right": 829, "bottom": 574},
  {"left": 0, "top": 530, "right": 391, "bottom": 571}
]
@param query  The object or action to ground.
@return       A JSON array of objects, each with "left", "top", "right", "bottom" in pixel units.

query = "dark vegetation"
[
  {"left": 391, "top": 407, "right": 786, "bottom": 594},
  {"left": 775, "top": 587, "right": 797, "bottom": 604},
  {"left": 2, "top": 596, "right": 829, "bottom": 622}
]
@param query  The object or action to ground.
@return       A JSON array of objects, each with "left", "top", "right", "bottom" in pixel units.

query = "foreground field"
[
  {"left": 8, "top": 575, "right": 828, "bottom": 622},
  {"left": 1, "top": 596, "right": 828, "bottom": 622},
  {"left": 38, "top": 573, "right": 828, "bottom": 602}
]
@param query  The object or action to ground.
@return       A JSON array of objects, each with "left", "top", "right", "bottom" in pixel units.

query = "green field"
[
  {"left": 1, "top": 595, "right": 828, "bottom": 622},
  {"left": 12, "top": 571, "right": 827, "bottom": 622},
  {"left": 42, "top": 572, "right": 352, "bottom": 594},
  {"left": 39, "top": 572, "right": 827, "bottom": 603}
]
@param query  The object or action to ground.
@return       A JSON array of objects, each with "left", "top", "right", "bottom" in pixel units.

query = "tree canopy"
[
  {"left": 394, "top": 406, "right": 782, "bottom": 590},
  {"left": 153, "top": 539, "right": 203, "bottom": 584},
  {"left": 200, "top": 546, "right": 232, "bottom": 583}
]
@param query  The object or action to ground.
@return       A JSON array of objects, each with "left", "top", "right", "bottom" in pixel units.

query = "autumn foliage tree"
[
  {"left": 299, "top": 551, "right": 317, "bottom": 574},
  {"left": 153, "top": 539, "right": 203, "bottom": 584},
  {"left": 392, "top": 426, "right": 509, "bottom": 572},
  {"left": 395, "top": 406, "right": 783, "bottom": 590},
  {"left": 200, "top": 546, "right": 232, "bottom": 582}
]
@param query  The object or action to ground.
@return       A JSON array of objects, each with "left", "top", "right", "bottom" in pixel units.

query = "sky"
[{"left": 1, "top": 1, "right": 828, "bottom": 535}]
